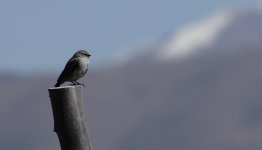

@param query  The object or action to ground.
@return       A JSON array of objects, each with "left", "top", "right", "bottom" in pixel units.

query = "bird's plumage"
[{"left": 55, "top": 50, "right": 90, "bottom": 87}]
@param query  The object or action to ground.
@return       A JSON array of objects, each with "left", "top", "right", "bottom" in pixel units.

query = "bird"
[{"left": 54, "top": 50, "right": 91, "bottom": 87}]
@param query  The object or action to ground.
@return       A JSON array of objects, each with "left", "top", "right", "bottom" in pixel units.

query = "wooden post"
[{"left": 48, "top": 85, "right": 93, "bottom": 150}]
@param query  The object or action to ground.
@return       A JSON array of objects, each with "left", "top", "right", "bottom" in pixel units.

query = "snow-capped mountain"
[
  {"left": 116, "top": 7, "right": 262, "bottom": 64},
  {"left": 158, "top": 11, "right": 233, "bottom": 60}
]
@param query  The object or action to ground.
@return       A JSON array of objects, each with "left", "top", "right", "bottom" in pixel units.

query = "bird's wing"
[{"left": 57, "top": 57, "right": 79, "bottom": 82}]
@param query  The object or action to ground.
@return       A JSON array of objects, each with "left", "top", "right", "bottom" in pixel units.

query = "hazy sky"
[{"left": 0, "top": 0, "right": 261, "bottom": 73}]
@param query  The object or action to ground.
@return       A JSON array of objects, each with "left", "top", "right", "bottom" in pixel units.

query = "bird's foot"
[
  {"left": 71, "top": 81, "right": 77, "bottom": 85},
  {"left": 70, "top": 81, "right": 80, "bottom": 86},
  {"left": 74, "top": 81, "right": 86, "bottom": 87},
  {"left": 79, "top": 83, "right": 86, "bottom": 87}
]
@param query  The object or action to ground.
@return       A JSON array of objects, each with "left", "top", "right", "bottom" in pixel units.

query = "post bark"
[{"left": 48, "top": 85, "right": 92, "bottom": 150}]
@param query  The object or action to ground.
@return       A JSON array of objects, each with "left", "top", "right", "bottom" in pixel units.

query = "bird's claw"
[
  {"left": 79, "top": 83, "right": 86, "bottom": 88},
  {"left": 71, "top": 81, "right": 86, "bottom": 87}
]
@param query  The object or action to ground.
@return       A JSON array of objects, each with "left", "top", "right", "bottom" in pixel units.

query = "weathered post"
[{"left": 48, "top": 85, "right": 93, "bottom": 150}]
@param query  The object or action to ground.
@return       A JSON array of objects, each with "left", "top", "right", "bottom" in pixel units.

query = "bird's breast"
[{"left": 78, "top": 57, "right": 89, "bottom": 71}]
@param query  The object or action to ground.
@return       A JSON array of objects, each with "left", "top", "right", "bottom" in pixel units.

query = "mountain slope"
[{"left": 1, "top": 47, "right": 262, "bottom": 150}]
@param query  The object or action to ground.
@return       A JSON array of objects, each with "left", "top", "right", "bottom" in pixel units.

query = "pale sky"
[{"left": 0, "top": 0, "right": 261, "bottom": 73}]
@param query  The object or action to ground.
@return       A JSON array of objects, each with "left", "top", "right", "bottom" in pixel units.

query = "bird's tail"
[{"left": 54, "top": 82, "right": 62, "bottom": 87}]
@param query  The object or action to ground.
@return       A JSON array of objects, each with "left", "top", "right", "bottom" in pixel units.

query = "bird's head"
[{"left": 73, "top": 50, "right": 91, "bottom": 58}]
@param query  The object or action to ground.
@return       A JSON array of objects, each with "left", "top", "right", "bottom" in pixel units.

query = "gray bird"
[{"left": 55, "top": 50, "right": 91, "bottom": 87}]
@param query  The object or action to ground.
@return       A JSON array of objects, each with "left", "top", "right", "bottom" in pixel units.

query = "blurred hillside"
[{"left": 1, "top": 8, "right": 262, "bottom": 150}]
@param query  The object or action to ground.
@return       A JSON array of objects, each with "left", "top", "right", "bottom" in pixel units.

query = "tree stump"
[{"left": 48, "top": 85, "right": 92, "bottom": 150}]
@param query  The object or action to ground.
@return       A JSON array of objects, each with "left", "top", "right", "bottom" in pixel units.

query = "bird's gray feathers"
[
  {"left": 57, "top": 57, "right": 80, "bottom": 83},
  {"left": 55, "top": 50, "right": 90, "bottom": 87},
  {"left": 73, "top": 50, "right": 91, "bottom": 58}
]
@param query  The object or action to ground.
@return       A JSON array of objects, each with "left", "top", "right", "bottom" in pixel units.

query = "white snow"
[
  {"left": 159, "top": 11, "right": 234, "bottom": 60},
  {"left": 113, "top": 7, "right": 262, "bottom": 64}
]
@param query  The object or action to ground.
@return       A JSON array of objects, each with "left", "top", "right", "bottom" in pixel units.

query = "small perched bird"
[{"left": 54, "top": 50, "right": 91, "bottom": 87}]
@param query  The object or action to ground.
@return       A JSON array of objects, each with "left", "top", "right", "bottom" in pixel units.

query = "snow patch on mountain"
[
  {"left": 113, "top": 6, "right": 262, "bottom": 65},
  {"left": 159, "top": 11, "right": 234, "bottom": 60}
]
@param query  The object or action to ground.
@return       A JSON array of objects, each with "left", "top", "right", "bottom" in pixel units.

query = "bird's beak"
[{"left": 88, "top": 54, "right": 91, "bottom": 57}]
